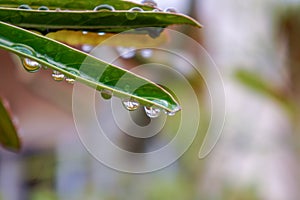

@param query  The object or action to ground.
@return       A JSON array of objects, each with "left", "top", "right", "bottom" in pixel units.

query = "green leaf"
[
  {"left": 235, "top": 69, "right": 295, "bottom": 113},
  {"left": 0, "top": 21, "right": 180, "bottom": 112},
  {"left": 0, "top": 7, "right": 201, "bottom": 34},
  {"left": 0, "top": 98, "right": 21, "bottom": 152},
  {"left": 0, "top": 0, "right": 155, "bottom": 11}
]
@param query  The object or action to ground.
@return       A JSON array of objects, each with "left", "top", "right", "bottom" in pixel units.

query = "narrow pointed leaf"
[
  {"left": 0, "top": 98, "right": 21, "bottom": 152},
  {"left": 0, "top": 21, "right": 180, "bottom": 112},
  {"left": 0, "top": 7, "right": 202, "bottom": 33},
  {"left": 0, "top": 0, "right": 155, "bottom": 11}
]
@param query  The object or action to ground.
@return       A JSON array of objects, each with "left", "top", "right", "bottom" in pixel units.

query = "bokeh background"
[{"left": 1, "top": 0, "right": 300, "bottom": 199}]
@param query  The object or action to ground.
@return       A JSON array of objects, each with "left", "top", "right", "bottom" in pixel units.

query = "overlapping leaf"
[
  {"left": 0, "top": 0, "right": 202, "bottom": 115},
  {"left": 0, "top": 21, "right": 180, "bottom": 112}
]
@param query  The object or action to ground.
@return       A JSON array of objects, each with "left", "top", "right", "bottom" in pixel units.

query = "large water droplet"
[
  {"left": 94, "top": 4, "right": 115, "bottom": 11},
  {"left": 98, "top": 32, "right": 106, "bottom": 36},
  {"left": 52, "top": 70, "right": 65, "bottom": 81},
  {"left": 18, "top": 4, "right": 32, "bottom": 9},
  {"left": 164, "top": 7, "right": 178, "bottom": 13},
  {"left": 38, "top": 6, "right": 49, "bottom": 10},
  {"left": 117, "top": 47, "right": 136, "bottom": 59},
  {"left": 144, "top": 106, "right": 161, "bottom": 118},
  {"left": 122, "top": 99, "right": 140, "bottom": 111},
  {"left": 21, "top": 58, "right": 41, "bottom": 73},
  {"left": 126, "top": 7, "right": 143, "bottom": 20},
  {"left": 140, "top": 49, "right": 153, "bottom": 58},
  {"left": 141, "top": 0, "right": 157, "bottom": 7},
  {"left": 101, "top": 89, "right": 112, "bottom": 100}
]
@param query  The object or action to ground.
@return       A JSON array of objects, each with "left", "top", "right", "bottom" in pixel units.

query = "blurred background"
[{"left": 1, "top": 0, "right": 300, "bottom": 199}]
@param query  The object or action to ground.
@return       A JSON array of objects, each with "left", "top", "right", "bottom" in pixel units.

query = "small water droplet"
[
  {"left": 81, "top": 44, "right": 93, "bottom": 52},
  {"left": 144, "top": 27, "right": 164, "bottom": 38},
  {"left": 11, "top": 44, "right": 35, "bottom": 56},
  {"left": 117, "top": 47, "right": 136, "bottom": 59},
  {"left": 152, "top": 8, "right": 160, "bottom": 12},
  {"left": 164, "top": 106, "right": 181, "bottom": 116},
  {"left": 52, "top": 70, "right": 65, "bottom": 81},
  {"left": 94, "top": 4, "right": 115, "bottom": 11},
  {"left": 65, "top": 77, "right": 75, "bottom": 84},
  {"left": 101, "top": 89, "right": 112, "bottom": 100},
  {"left": 140, "top": 49, "right": 153, "bottom": 58},
  {"left": 65, "top": 70, "right": 80, "bottom": 84},
  {"left": 141, "top": 0, "right": 157, "bottom": 7},
  {"left": 38, "top": 6, "right": 49, "bottom": 10},
  {"left": 126, "top": 7, "right": 143, "bottom": 20},
  {"left": 98, "top": 32, "right": 106, "bottom": 36},
  {"left": 122, "top": 99, "right": 140, "bottom": 111},
  {"left": 164, "top": 110, "right": 176, "bottom": 116},
  {"left": 82, "top": 31, "right": 88, "bottom": 35},
  {"left": 18, "top": 4, "right": 32, "bottom": 9},
  {"left": 164, "top": 7, "right": 177, "bottom": 13},
  {"left": 144, "top": 106, "right": 161, "bottom": 118},
  {"left": 21, "top": 58, "right": 41, "bottom": 73}
]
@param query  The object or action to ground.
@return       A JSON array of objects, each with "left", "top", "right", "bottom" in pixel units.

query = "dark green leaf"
[
  {"left": 0, "top": 0, "right": 155, "bottom": 11},
  {"left": 0, "top": 98, "right": 21, "bottom": 152},
  {"left": 0, "top": 7, "right": 201, "bottom": 34},
  {"left": 0, "top": 21, "right": 180, "bottom": 112}
]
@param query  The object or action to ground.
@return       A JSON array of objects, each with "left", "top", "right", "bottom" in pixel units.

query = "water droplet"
[
  {"left": 164, "top": 110, "right": 176, "bottom": 116},
  {"left": 81, "top": 44, "right": 93, "bottom": 52},
  {"left": 141, "top": 0, "right": 157, "bottom": 7},
  {"left": 164, "top": 7, "right": 177, "bottom": 13},
  {"left": 145, "top": 27, "right": 164, "bottom": 38},
  {"left": 65, "top": 77, "right": 75, "bottom": 84},
  {"left": 101, "top": 89, "right": 112, "bottom": 100},
  {"left": 164, "top": 106, "right": 181, "bottom": 116},
  {"left": 52, "top": 70, "right": 65, "bottom": 81},
  {"left": 117, "top": 47, "right": 136, "bottom": 59},
  {"left": 65, "top": 70, "right": 80, "bottom": 84},
  {"left": 94, "top": 4, "right": 115, "bottom": 11},
  {"left": 97, "top": 32, "right": 106, "bottom": 36},
  {"left": 126, "top": 7, "right": 144, "bottom": 20},
  {"left": 144, "top": 106, "right": 161, "bottom": 118},
  {"left": 38, "top": 6, "right": 49, "bottom": 10},
  {"left": 82, "top": 31, "right": 88, "bottom": 35},
  {"left": 140, "top": 49, "right": 153, "bottom": 58},
  {"left": 21, "top": 58, "right": 41, "bottom": 73},
  {"left": 122, "top": 99, "right": 140, "bottom": 111},
  {"left": 11, "top": 44, "right": 35, "bottom": 56},
  {"left": 18, "top": 4, "right": 32, "bottom": 9},
  {"left": 152, "top": 8, "right": 160, "bottom": 12}
]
